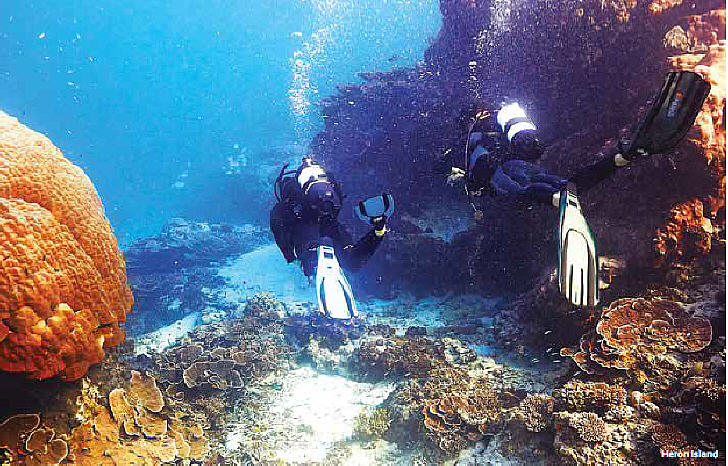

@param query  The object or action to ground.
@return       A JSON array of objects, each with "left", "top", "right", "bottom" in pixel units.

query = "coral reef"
[
  {"left": 154, "top": 315, "right": 292, "bottom": 392},
  {"left": 0, "top": 416, "right": 69, "bottom": 466},
  {"left": 0, "top": 111, "right": 133, "bottom": 381},
  {"left": 68, "top": 380, "right": 209, "bottom": 464},
  {"left": 125, "top": 219, "right": 269, "bottom": 335},
  {"left": 353, "top": 407, "right": 392, "bottom": 439},
  {"left": 511, "top": 394, "right": 554, "bottom": 433},
  {"left": 654, "top": 199, "right": 716, "bottom": 270},
  {"left": 560, "top": 298, "right": 712, "bottom": 378},
  {"left": 0, "top": 370, "right": 209, "bottom": 465},
  {"left": 553, "top": 380, "right": 627, "bottom": 411}
]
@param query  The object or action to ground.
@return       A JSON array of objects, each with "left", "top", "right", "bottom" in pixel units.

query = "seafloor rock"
[
  {"left": 124, "top": 218, "right": 270, "bottom": 335},
  {"left": 0, "top": 111, "right": 133, "bottom": 381}
]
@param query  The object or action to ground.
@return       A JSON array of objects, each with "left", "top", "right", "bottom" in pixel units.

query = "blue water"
[{"left": 0, "top": 0, "right": 441, "bottom": 244}]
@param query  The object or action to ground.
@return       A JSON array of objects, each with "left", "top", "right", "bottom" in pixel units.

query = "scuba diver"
[
  {"left": 448, "top": 70, "right": 711, "bottom": 308},
  {"left": 270, "top": 157, "right": 394, "bottom": 319}
]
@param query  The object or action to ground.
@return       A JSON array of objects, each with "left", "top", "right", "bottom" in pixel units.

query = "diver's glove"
[
  {"left": 372, "top": 216, "right": 389, "bottom": 237},
  {"left": 354, "top": 194, "right": 394, "bottom": 237},
  {"left": 447, "top": 167, "right": 466, "bottom": 186}
]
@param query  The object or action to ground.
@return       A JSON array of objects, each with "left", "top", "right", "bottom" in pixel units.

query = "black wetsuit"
[
  {"left": 270, "top": 178, "right": 383, "bottom": 277},
  {"left": 467, "top": 117, "right": 620, "bottom": 204}
]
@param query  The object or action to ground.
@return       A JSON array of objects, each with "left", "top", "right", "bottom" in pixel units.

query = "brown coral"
[
  {"left": 651, "top": 423, "right": 688, "bottom": 450},
  {"left": 109, "top": 388, "right": 140, "bottom": 436},
  {"left": 567, "top": 412, "right": 608, "bottom": 443},
  {"left": 562, "top": 298, "right": 712, "bottom": 374},
  {"left": 554, "top": 381, "right": 627, "bottom": 411},
  {"left": 358, "top": 336, "right": 439, "bottom": 378},
  {"left": 512, "top": 394, "right": 554, "bottom": 432},
  {"left": 128, "top": 370, "right": 164, "bottom": 413},
  {"left": 422, "top": 387, "right": 513, "bottom": 452},
  {"left": 654, "top": 199, "right": 715, "bottom": 269},
  {"left": 0, "top": 111, "right": 133, "bottom": 380},
  {"left": 66, "top": 375, "right": 209, "bottom": 464},
  {"left": 0, "top": 415, "right": 68, "bottom": 465},
  {"left": 0, "top": 413, "right": 40, "bottom": 455}
]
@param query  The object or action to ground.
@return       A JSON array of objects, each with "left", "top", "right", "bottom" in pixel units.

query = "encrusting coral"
[
  {"left": 0, "top": 111, "right": 133, "bottom": 380},
  {"left": 656, "top": 9, "right": 726, "bottom": 277},
  {"left": 0, "top": 414, "right": 68, "bottom": 465},
  {"left": 561, "top": 298, "right": 712, "bottom": 376},
  {"left": 511, "top": 394, "right": 554, "bottom": 433},
  {"left": 353, "top": 407, "right": 392, "bottom": 439},
  {"left": 654, "top": 199, "right": 716, "bottom": 270},
  {"left": 553, "top": 381, "right": 627, "bottom": 411}
]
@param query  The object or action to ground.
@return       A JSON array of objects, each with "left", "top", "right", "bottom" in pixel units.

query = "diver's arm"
[
  {"left": 570, "top": 70, "right": 711, "bottom": 193},
  {"left": 270, "top": 202, "right": 297, "bottom": 262},
  {"left": 568, "top": 145, "right": 630, "bottom": 193},
  {"left": 333, "top": 221, "right": 386, "bottom": 272}
]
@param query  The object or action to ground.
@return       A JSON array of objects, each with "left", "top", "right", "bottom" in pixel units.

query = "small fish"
[
  {"left": 544, "top": 330, "right": 552, "bottom": 335},
  {"left": 552, "top": 360, "right": 561, "bottom": 363},
  {"left": 546, "top": 347, "right": 553, "bottom": 353},
  {"left": 37, "top": 32, "right": 46, "bottom": 39},
  {"left": 531, "top": 358, "right": 539, "bottom": 363}
]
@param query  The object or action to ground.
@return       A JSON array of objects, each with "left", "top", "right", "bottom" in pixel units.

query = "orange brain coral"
[{"left": 0, "top": 111, "right": 133, "bottom": 380}]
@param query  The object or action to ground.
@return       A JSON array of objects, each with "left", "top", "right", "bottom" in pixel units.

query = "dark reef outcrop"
[
  {"left": 312, "top": 0, "right": 724, "bottom": 298},
  {"left": 124, "top": 219, "right": 271, "bottom": 335}
]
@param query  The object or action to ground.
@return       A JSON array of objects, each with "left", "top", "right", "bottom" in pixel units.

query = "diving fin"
[
  {"left": 558, "top": 186, "right": 598, "bottom": 307},
  {"left": 354, "top": 194, "right": 395, "bottom": 223},
  {"left": 624, "top": 70, "right": 711, "bottom": 158},
  {"left": 315, "top": 245, "right": 358, "bottom": 319}
]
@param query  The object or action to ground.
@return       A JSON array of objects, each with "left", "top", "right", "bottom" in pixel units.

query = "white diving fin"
[
  {"left": 315, "top": 245, "right": 358, "bottom": 319},
  {"left": 558, "top": 187, "right": 598, "bottom": 307}
]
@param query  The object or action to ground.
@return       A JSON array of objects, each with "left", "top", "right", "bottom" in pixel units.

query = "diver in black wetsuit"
[
  {"left": 449, "top": 70, "right": 711, "bottom": 307},
  {"left": 451, "top": 70, "right": 711, "bottom": 209},
  {"left": 270, "top": 157, "right": 388, "bottom": 277}
]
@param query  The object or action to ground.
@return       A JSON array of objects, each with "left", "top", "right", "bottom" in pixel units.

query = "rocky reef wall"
[{"left": 312, "top": 0, "right": 725, "bottom": 297}]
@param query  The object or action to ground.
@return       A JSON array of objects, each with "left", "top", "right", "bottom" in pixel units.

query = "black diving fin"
[{"left": 623, "top": 70, "right": 711, "bottom": 158}]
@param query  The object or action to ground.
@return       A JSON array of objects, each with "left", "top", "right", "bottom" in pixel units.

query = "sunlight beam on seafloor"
[{"left": 225, "top": 366, "right": 395, "bottom": 462}]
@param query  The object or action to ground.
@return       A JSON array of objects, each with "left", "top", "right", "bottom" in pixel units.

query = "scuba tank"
[{"left": 274, "top": 157, "right": 343, "bottom": 221}]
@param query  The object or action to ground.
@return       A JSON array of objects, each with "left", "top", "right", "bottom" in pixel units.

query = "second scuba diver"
[
  {"left": 448, "top": 70, "right": 711, "bottom": 307},
  {"left": 270, "top": 157, "right": 394, "bottom": 319}
]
